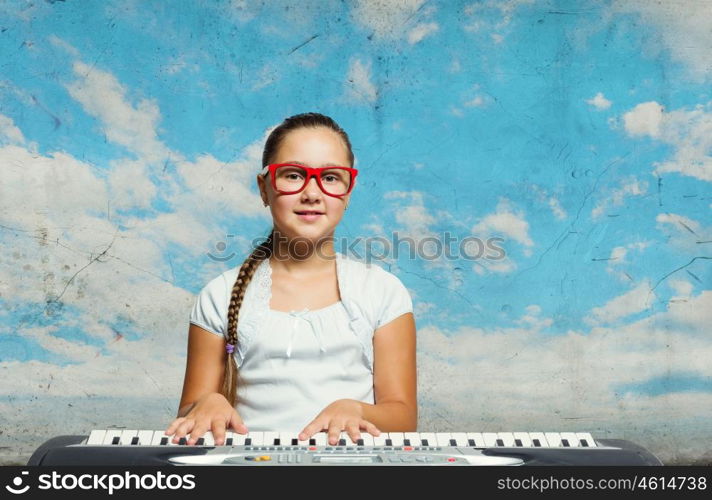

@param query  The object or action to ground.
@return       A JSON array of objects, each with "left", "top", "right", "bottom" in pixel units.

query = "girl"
[{"left": 165, "top": 112, "right": 417, "bottom": 447}]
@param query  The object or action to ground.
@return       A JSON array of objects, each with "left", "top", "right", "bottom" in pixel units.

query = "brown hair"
[{"left": 220, "top": 112, "right": 355, "bottom": 406}]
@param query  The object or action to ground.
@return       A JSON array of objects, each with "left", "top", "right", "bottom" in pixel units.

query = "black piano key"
[
  {"left": 403, "top": 439, "right": 411, "bottom": 446},
  {"left": 226, "top": 438, "right": 234, "bottom": 445},
  {"left": 467, "top": 439, "right": 476, "bottom": 446},
  {"left": 385, "top": 439, "right": 392, "bottom": 446},
  {"left": 196, "top": 438, "right": 204, "bottom": 446},
  {"left": 449, "top": 439, "right": 457, "bottom": 446},
  {"left": 533, "top": 439, "right": 541, "bottom": 447},
  {"left": 514, "top": 439, "right": 523, "bottom": 447},
  {"left": 580, "top": 439, "right": 589, "bottom": 447},
  {"left": 422, "top": 439, "right": 429, "bottom": 446},
  {"left": 178, "top": 437, "right": 187, "bottom": 445},
  {"left": 561, "top": 439, "right": 570, "bottom": 447},
  {"left": 496, "top": 439, "right": 505, "bottom": 446},
  {"left": 130, "top": 436, "right": 139, "bottom": 445},
  {"left": 309, "top": 438, "right": 316, "bottom": 445},
  {"left": 160, "top": 437, "right": 168, "bottom": 445},
  {"left": 274, "top": 438, "right": 280, "bottom": 445},
  {"left": 338, "top": 438, "right": 346, "bottom": 446},
  {"left": 291, "top": 438, "right": 298, "bottom": 446},
  {"left": 357, "top": 438, "right": 364, "bottom": 446},
  {"left": 111, "top": 436, "right": 120, "bottom": 445},
  {"left": 243, "top": 438, "right": 250, "bottom": 445}
]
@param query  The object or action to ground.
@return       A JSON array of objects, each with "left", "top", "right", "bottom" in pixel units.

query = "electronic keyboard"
[{"left": 28, "top": 430, "right": 663, "bottom": 466}]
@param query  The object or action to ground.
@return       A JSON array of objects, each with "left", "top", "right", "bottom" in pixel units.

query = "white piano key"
[
  {"left": 498, "top": 432, "right": 516, "bottom": 447},
  {"left": 528, "top": 432, "right": 549, "bottom": 447},
  {"left": 247, "top": 431, "right": 263, "bottom": 446},
  {"left": 87, "top": 430, "right": 106, "bottom": 445},
  {"left": 150, "top": 431, "right": 169, "bottom": 445},
  {"left": 466, "top": 432, "right": 485, "bottom": 447},
  {"left": 512, "top": 432, "right": 533, "bottom": 447},
  {"left": 387, "top": 432, "right": 404, "bottom": 446},
  {"left": 419, "top": 432, "right": 437, "bottom": 447},
  {"left": 372, "top": 433, "right": 387, "bottom": 446},
  {"left": 361, "top": 433, "right": 374, "bottom": 446},
  {"left": 435, "top": 432, "right": 452, "bottom": 446},
  {"left": 103, "top": 429, "right": 123, "bottom": 445},
  {"left": 200, "top": 431, "right": 215, "bottom": 446},
  {"left": 119, "top": 430, "right": 138, "bottom": 445},
  {"left": 280, "top": 432, "right": 297, "bottom": 446},
  {"left": 136, "top": 430, "right": 154, "bottom": 445},
  {"left": 232, "top": 431, "right": 248, "bottom": 446},
  {"left": 404, "top": 432, "right": 420, "bottom": 446},
  {"left": 576, "top": 432, "right": 596, "bottom": 447},
  {"left": 482, "top": 432, "right": 499, "bottom": 447},
  {"left": 560, "top": 432, "right": 579, "bottom": 447},
  {"left": 545, "top": 432, "right": 562, "bottom": 447},
  {"left": 450, "top": 432, "right": 468, "bottom": 446},
  {"left": 263, "top": 431, "right": 280, "bottom": 446},
  {"left": 313, "top": 432, "right": 327, "bottom": 446}
]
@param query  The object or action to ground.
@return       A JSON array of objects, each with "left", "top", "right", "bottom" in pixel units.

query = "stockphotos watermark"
[
  {"left": 4, "top": 469, "right": 196, "bottom": 495},
  {"left": 206, "top": 231, "right": 506, "bottom": 263}
]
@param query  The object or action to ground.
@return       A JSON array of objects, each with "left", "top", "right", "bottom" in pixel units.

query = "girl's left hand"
[{"left": 299, "top": 399, "right": 381, "bottom": 445}]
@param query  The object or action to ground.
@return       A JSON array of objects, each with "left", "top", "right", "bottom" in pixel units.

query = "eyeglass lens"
[{"left": 274, "top": 165, "right": 352, "bottom": 195}]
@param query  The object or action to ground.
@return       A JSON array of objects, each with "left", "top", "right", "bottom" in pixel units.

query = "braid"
[{"left": 220, "top": 229, "right": 274, "bottom": 407}]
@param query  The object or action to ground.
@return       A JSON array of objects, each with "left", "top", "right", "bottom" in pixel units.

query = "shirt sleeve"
[
  {"left": 189, "top": 275, "right": 228, "bottom": 337},
  {"left": 373, "top": 268, "right": 413, "bottom": 329}
]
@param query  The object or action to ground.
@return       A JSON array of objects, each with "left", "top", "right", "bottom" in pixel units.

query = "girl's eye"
[{"left": 323, "top": 175, "right": 338, "bottom": 182}]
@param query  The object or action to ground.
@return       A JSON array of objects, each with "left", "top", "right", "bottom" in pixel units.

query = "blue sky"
[{"left": 0, "top": 0, "right": 711, "bottom": 463}]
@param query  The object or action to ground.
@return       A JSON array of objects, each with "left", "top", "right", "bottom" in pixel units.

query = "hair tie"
[{"left": 226, "top": 343, "right": 235, "bottom": 354}]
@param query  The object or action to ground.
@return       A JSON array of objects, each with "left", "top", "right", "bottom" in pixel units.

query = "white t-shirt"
[{"left": 188, "top": 252, "right": 413, "bottom": 431}]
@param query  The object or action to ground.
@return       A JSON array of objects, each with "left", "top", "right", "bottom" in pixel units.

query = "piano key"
[
  {"left": 419, "top": 432, "right": 437, "bottom": 447},
  {"left": 450, "top": 432, "right": 468, "bottom": 446},
  {"left": 313, "top": 433, "right": 327, "bottom": 446},
  {"left": 136, "top": 430, "right": 154, "bottom": 446},
  {"left": 87, "top": 430, "right": 106, "bottom": 445},
  {"left": 404, "top": 432, "right": 420, "bottom": 446},
  {"left": 103, "top": 430, "right": 123, "bottom": 445},
  {"left": 248, "top": 432, "right": 264, "bottom": 446},
  {"left": 119, "top": 430, "right": 138, "bottom": 445},
  {"left": 513, "top": 432, "right": 533, "bottom": 447},
  {"left": 482, "top": 432, "right": 499, "bottom": 447},
  {"left": 529, "top": 432, "right": 549, "bottom": 447},
  {"left": 361, "top": 433, "right": 375, "bottom": 446},
  {"left": 497, "top": 432, "right": 516, "bottom": 447},
  {"left": 577, "top": 432, "right": 596, "bottom": 447},
  {"left": 232, "top": 432, "right": 248, "bottom": 446},
  {"left": 387, "top": 432, "right": 404, "bottom": 446},
  {"left": 435, "top": 432, "right": 451, "bottom": 447},
  {"left": 560, "top": 432, "right": 579, "bottom": 448},
  {"left": 263, "top": 431, "right": 280, "bottom": 446},
  {"left": 280, "top": 432, "right": 298, "bottom": 446},
  {"left": 545, "top": 432, "right": 562, "bottom": 447},
  {"left": 372, "top": 433, "right": 387, "bottom": 446},
  {"left": 466, "top": 432, "right": 485, "bottom": 447}
]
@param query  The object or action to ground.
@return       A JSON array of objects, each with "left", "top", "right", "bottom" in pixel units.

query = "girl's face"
[{"left": 257, "top": 126, "right": 354, "bottom": 242}]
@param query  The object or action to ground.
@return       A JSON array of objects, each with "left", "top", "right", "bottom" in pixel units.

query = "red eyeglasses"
[{"left": 260, "top": 163, "right": 358, "bottom": 198}]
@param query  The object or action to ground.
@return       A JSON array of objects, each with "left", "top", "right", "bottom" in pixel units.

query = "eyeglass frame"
[{"left": 260, "top": 163, "right": 359, "bottom": 198}]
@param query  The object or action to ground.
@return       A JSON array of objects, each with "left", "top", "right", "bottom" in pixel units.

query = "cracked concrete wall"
[{"left": 1, "top": 1, "right": 711, "bottom": 465}]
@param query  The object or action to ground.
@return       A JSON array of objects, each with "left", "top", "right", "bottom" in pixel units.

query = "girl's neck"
[{"left": 269, "top": 239, "right": 337, "bottom": 276}]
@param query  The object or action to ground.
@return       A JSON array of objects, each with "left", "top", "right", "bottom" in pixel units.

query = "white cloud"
[
  {"left": 47, "top": 34, "right": 80, "bottom": 58},
  {"left": 622, "top": 100, "right": 712, "bottom": 182},
  {"left": 585, "top": 281, "right": 654, "bottom": 325},
  {"left": 591, "top": 176, "right": 648, "bottom": 219},
  {"left": 351, "top": 0, "right": 430, "bottom": 41},
  {"left": 530, "top": 184, "right": 568, "bottom": 220},
  {"left": 345, "top": 58, "right": 378, "bottom": 104},
  {"left": 586, "top": 92, "right": 612, "bottom": 110},
  {"left": 472, "top": 198, "right": 533, "bottom": 252},
  {"left": 407, "top": 22, "right": 439, "bottom": 44},
  {"left": 0, "top": 114, "right": 25, "bottom": 144},
  {"left": 622, "top": 101, "right": 664, "bottom": 138},
  {"left": 656, "top": 213, "right": 711, "bottom": 253},
  {"left": 611, "top": 0, "right": 712, "bottom": 83},
  {"left": 605, "top": 241, "right": 651, "bottom": 282},
  {"left": 463, "top": 0, "right": 535, "bottom": 36}
]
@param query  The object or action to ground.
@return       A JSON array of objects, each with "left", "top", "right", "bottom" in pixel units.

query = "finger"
[
  {"left": 298, "top": 420, "right": 321, "bottom": 441},
  {"left": 229, "top": 410, "right": 248, "bottom": 434},
  {"left": 327, "top": 419, "right": 343, "bottom": 446},
  {"left": 188, "top": 422, "right": 209, "bottom": 445},
  {"left": 172, "top": 420, "right": 194, "bottom": 443},
  {"left": 345, "top": 420, "right": 361, "bottom": 444},
  {"left": 165, "top": 417, "right": 185, "bottom": 435},
  {"left": 212, "top": 418, "right": 227, "bottom": 446},
  {"left": 361, "top": 420, "right": 381, "bottom": 436}
]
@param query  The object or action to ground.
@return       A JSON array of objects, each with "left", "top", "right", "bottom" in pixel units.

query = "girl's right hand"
[{"left": 164, "top": 392, "right": 248, "bottom": 446}]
